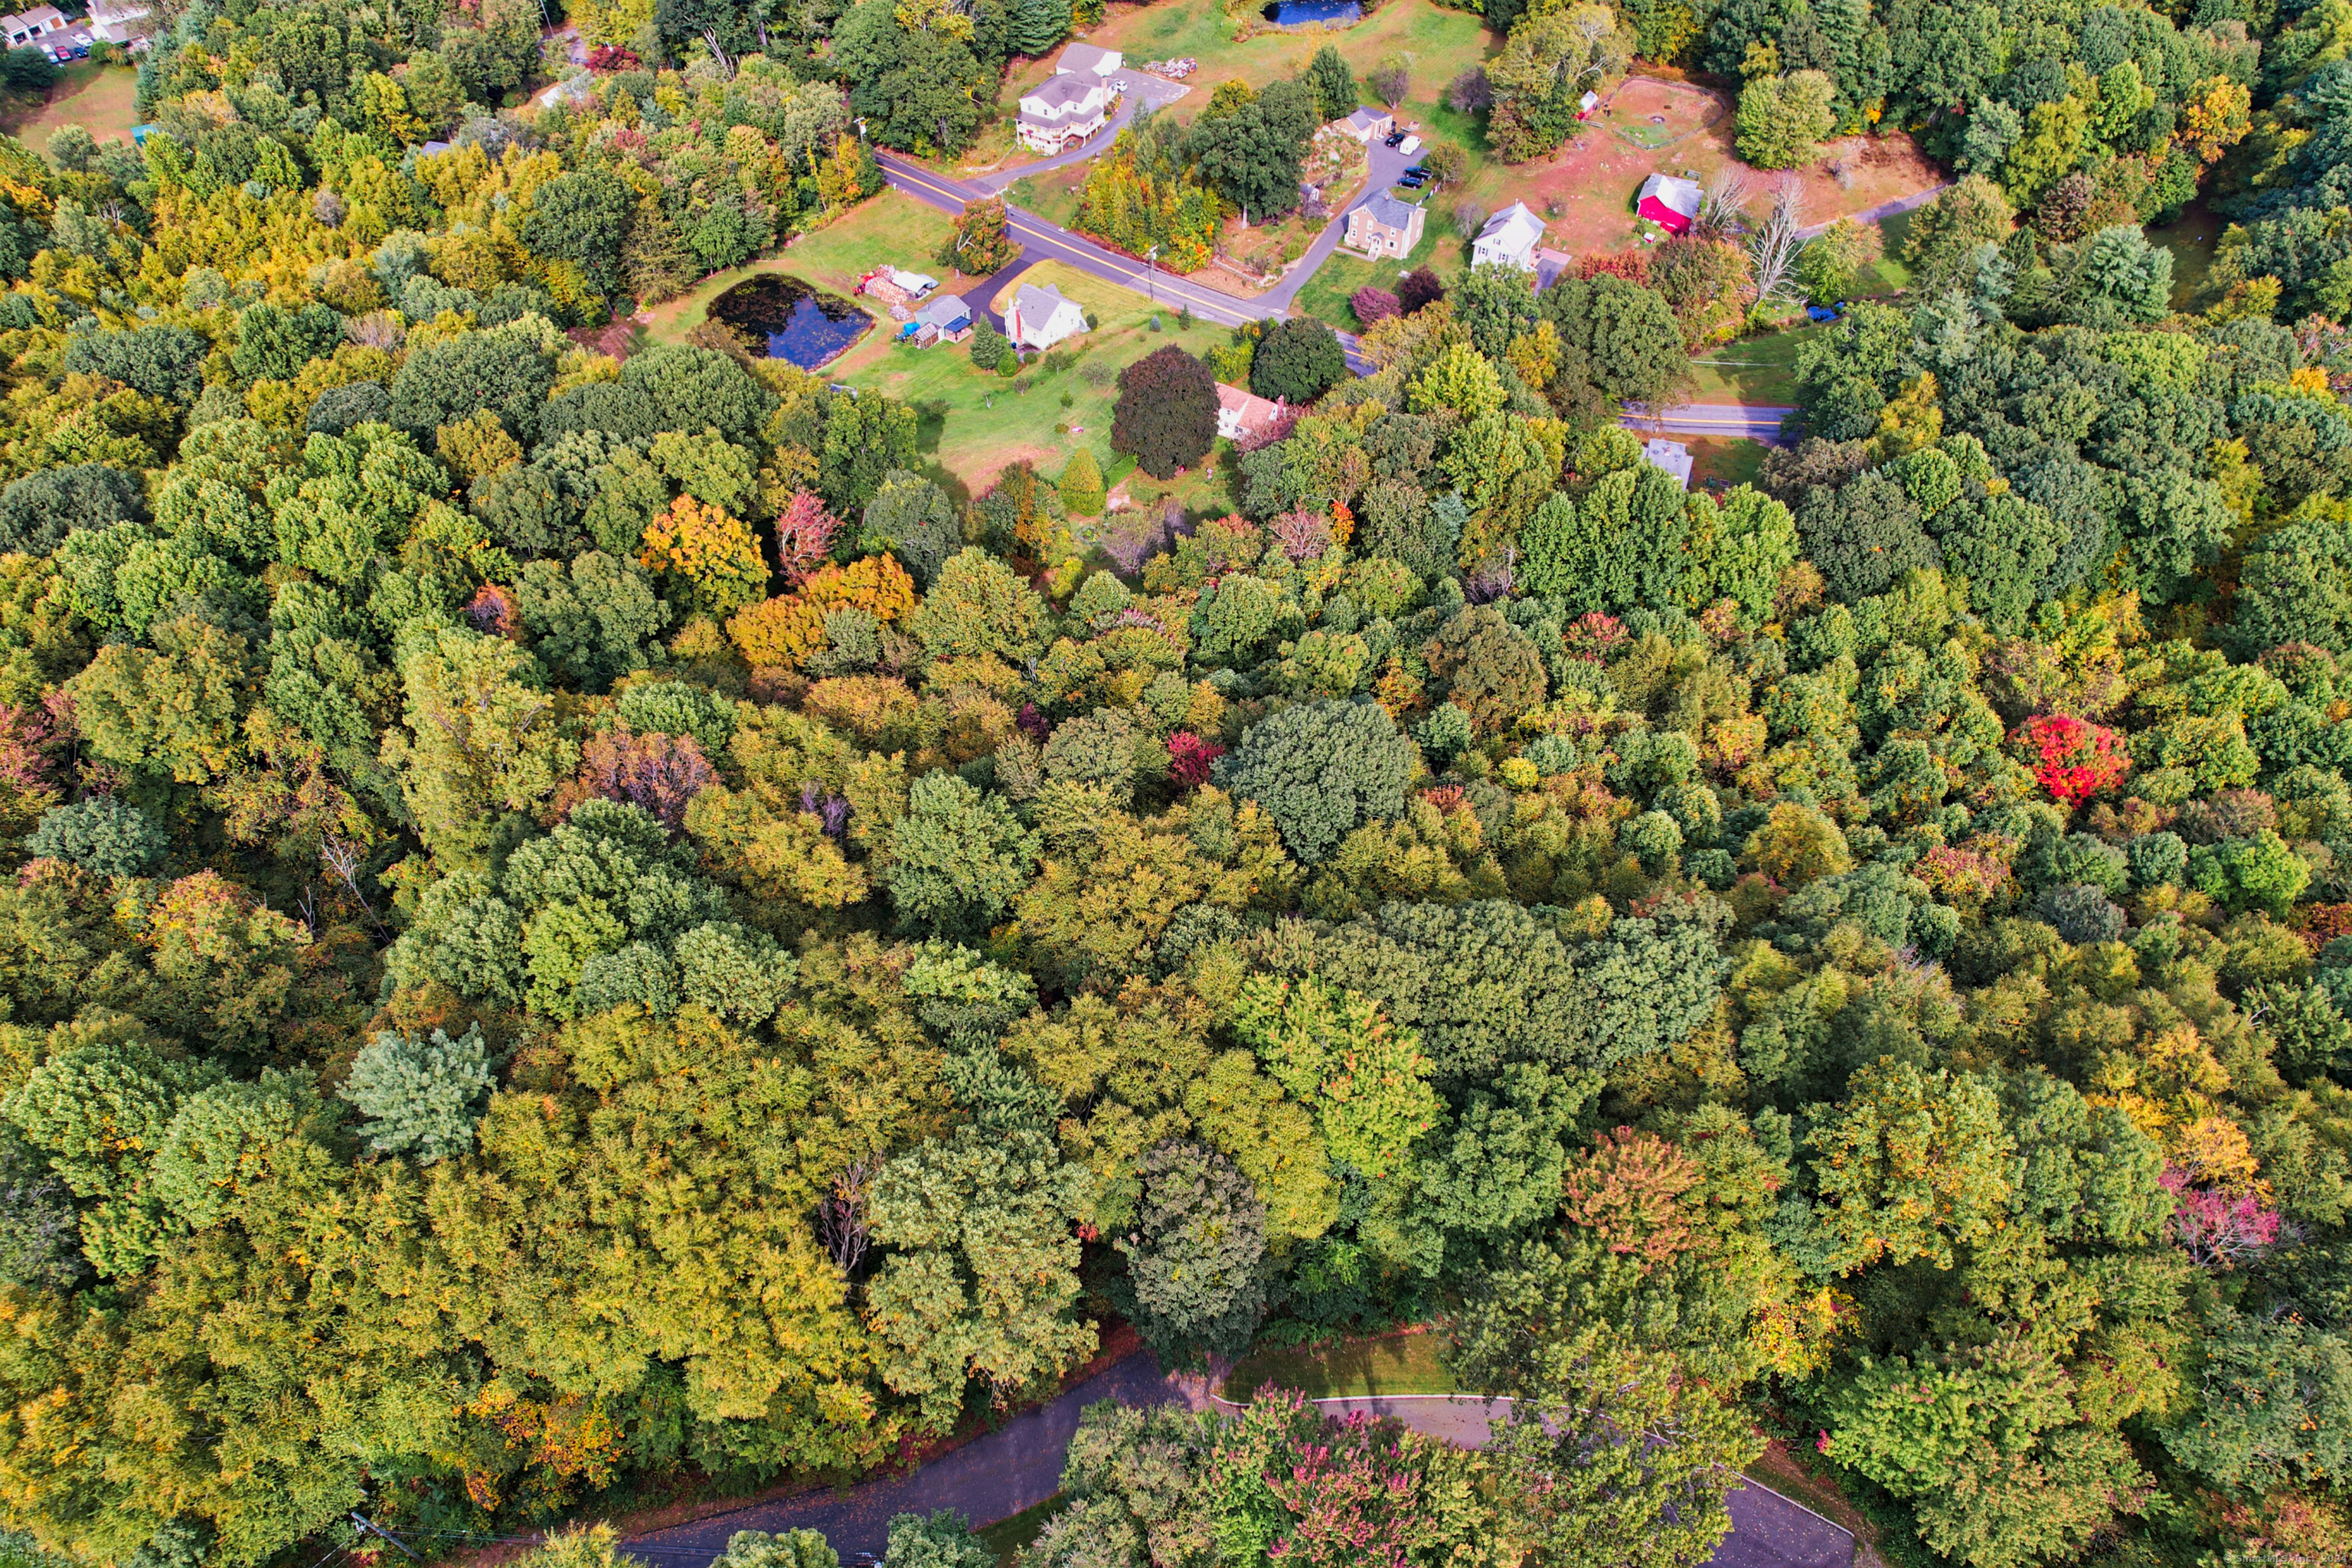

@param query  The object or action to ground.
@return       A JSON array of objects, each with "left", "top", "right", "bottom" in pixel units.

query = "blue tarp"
[{"left": 1264, "top": 0, "right": 1361, "bottom": 25}]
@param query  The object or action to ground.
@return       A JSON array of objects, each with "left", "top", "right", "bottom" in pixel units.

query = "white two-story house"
[{"left": 1017, "top": 73, "right": 1112, "bottom": 153}]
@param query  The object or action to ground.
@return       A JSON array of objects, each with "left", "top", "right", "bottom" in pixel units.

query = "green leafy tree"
[
  {"left": 1111, "top": 1140, "right": 1268, "bottom": 1365},
  {"left": 1231, "top": 975, "right": 1439, "bottom": 1178},
  {"left": 1249, "top": 318, "right": 1348, "bottom": 405},
  {"left": 820, "top": 387, "right": 921, "bottom": 514},
  {"left": 887, "top": 771, "right": 1041, "bottom": 939},
  {"left": 378, "top": 626, "right": 579, "bottom": 866},
  {"left": 231, "top": 302, "right": 345, "bottom": 384},
  {"left": 906, "top": 547, "right": 1050, "bottom": 661},
  {"left": 865, "top": 1125, "right": 1096, "bottom": 1428},
  {"left": 712, "top": 1531, "right": 839, "bottom": 1568},
  {"left": 1453, "top": 1240, "right": 1759, "bottom": 1568},
  {"left": 1736, "top": 71, "right": 1836, "bottom": 168},
  {"left": 1307, "top": 45, "right": 1358, "bottom": 121},
  {"left": 1810, "top": 1059, "right": 2014, "bottom": 1273},
  {"left": 66, "top": 616, "right": 255, "bottom": 786},
  {"left": 0, "top": 464, "right": 143, "bottom": 555},
  {"left": 24, "top": 795, "right": 168, "bottom": 877},
  {"left": 1220, "top": 699, "right": 1416, "bottom": 864},
  {"left": 1902, "top": 175, "right": 2014, "bottom": 295},
  {"left": 2164, "top": 1311, "right": 2352, "bottom": 1491},
  {"left": 520, "top": 168, "right": 634, "bottom": 297},
  {"left": 338, "top": 1024, "right": 497, "bottom": 1162},
  {"left": 1057, "top": 449, "right": 1105, "bottom": 518},
  {"left": 1829, "top": 1338, "right": 2151, "bottom": 1568},
  {"left": 389, "top": 325, "right": 558, "bottom": 445}
]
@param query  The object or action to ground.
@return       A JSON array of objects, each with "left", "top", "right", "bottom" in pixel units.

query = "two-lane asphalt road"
[
  {"left": 881, "top": 151, "right": 1275, "bottom": 333},
  {"left": 880, "top": 136, "right": 1785, "bottom": 419},
  {"left": 1627, "top": 403, "right": 1799, "bottom": 443}
]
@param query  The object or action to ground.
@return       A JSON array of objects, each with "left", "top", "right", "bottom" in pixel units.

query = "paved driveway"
[{"left": 970, "top": 77, "right": 1191, "bottom": 194}]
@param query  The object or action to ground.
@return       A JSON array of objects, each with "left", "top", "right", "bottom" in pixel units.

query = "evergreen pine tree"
[{"left": 1058, "top": 448, "right": 1105, "bottom": 516}]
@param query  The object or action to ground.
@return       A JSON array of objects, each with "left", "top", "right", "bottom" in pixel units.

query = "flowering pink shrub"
[
  {"left": 2018, "top": 714, "right": 2131, "bottom": 805},
  {"left": 774, "top": 491, "right": 841, "bottom": 583},
  {"left": 2161, "top": 1166, "right": 2283, "bottom": 1270},
  {"left": 1168, "top": 732, "right": 1224, "bottom": 786},
  {"left": 1264, "top": 1416, "right": 1417, "bottom": 1568}
]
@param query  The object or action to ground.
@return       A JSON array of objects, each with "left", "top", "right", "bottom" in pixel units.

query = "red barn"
[{"left": 1637, "top": 173, "right": 1703, "bottom": 235}]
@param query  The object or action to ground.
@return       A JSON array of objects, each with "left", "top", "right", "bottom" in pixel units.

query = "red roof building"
[{"left": 1637, "top": 173, "right": 1703, "bottom": 235}]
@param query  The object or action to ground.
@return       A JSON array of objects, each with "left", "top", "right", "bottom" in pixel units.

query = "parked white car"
[{"left": 1396, "top": 134, "right": 1420, "bottom": 155}]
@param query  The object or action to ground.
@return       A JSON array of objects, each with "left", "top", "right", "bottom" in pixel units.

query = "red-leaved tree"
[
  {"left": 553, "top": 726, "right": 715, "bottom": 831},
  {"left": 2017, "top": 714, "right": 2132, "bottom": 805},
  {"left": 1168, "top": 732, "right": 1224, "bottom": 786},
  {"left": 2162, "top": 1166, "right": 2284, "bottom": 1271},
  {"left": 774, "top": 491, "right": 841, "bottom": 583}
]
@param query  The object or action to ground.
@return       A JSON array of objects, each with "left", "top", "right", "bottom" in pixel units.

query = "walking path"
[
  {"left": 1796, "top": 182, "right": 1949, "bottom": 240},
  {"left": 622, "top": 1354, "right": 1856, "bottom": 1568}
]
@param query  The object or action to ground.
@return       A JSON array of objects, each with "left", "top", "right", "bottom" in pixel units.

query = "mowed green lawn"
[
  {"left": 1687, "top": 324, "right": 1818, "bottom": 403},
  {"left": 1221, "top": 1331, "right": 1458, "bottom": 1401},
  {"left": 829, "top": 260, "right": 1210, "bottom": 498},
  {"left": 2, "top": 62, "right": 140, "bottom": 158},
  {"left": 642, "top": 189, "right": 967, "bottom": 348},
  {"left": 1045, "top": 0, "right": 1491, "bottom": 108},
  {"left": 1291, "top": 217, "right": 1466, "bottom": 329}
]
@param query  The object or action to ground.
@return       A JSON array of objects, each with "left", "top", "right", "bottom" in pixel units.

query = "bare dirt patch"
[
  {"left": 1467, "top": 80, "right": 1944, "bottom": 260},
  {"left": 1591, "top": 75, "right": 1723, "bottom": 152}
]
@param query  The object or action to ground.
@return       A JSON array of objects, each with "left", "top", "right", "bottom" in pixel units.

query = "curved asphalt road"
[{"left": 621, "top": 1355, "right": 1855, "bottom": 1568}]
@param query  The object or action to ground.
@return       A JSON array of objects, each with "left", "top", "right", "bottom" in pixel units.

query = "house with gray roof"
[
  {"left": 1472, "top": 201, "right": 1546, "bottom": 271},
  {"left": 1345, "top": 191, "right": 1425, "bottom": 260},
  {"left": 1007, "top": 282, "right": 1087, "bottom": 350},
  {"left": 1055, "top": 41, "right": 1122, "bottom": 80},
  {"left": 914, "top": 292, "right": 973, "bottom": 343},
  {"left": 1018, "top": 71, "right": 1112, "bottom": 152}
]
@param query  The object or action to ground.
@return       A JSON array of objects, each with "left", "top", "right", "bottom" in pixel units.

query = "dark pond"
[
  {"left": 1263, "top": 0, "right": 1361, "bottom": 22},
  {"left": 707, "top": 273, "right": 869, "bottom": 369}
]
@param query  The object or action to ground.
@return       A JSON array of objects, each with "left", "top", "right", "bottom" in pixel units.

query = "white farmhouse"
[
  {"left": 1470, "top": 201, "right": 1546, "bottom": 272},
  {"left": 1018, "top": 73, "right": 1112, "bottom": 152},
  {"left": 1007, "top": 282, "right": 1088, "bottom": 351}
]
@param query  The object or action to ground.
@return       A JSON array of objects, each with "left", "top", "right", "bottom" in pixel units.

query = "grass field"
[
  {"left": 1221, "top": 1331, "right": 1457, "bottom": 1401},
  {"left": 829, "top": 259, "right": 1203, "bottom": 495},
  {"left": 1289, "top": 217, "right": 1465, "bottom": 328},
  {"left": 978, "top": 1494, "right": 1069, "bottom": 1563},
  {"left": 2, "top": 62, "right": 139, "bottom": 158},
  {"left": 1042, "top": 0, "right": 1491, "bottom": 108},
  {"left": 1687, "top": 434, "right": 1767, "bottom": 489},
  {"left": 1687, "top": 324, "right": 1815, "bottom": 403},
  {"left": 2151, "top": 201, "right": 2223, "bottom": 312},
  {"left": 642, "top": 191, "right": 969, "bottom": 347}
]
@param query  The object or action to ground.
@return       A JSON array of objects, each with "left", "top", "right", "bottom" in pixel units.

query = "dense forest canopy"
[{"left": 0, "top": 1, "right": 2347, "bottom": 1568}]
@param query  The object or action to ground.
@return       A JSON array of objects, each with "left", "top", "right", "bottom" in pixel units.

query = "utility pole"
[
  {"left": 1145, "top": 244, "right": 1157, "bottom": 306},
  {"left": 349, "top": 1515, "right": 420, "bottom": 1561}
]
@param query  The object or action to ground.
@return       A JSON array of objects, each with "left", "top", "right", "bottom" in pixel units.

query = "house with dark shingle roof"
[{"left": 1345, "top": 192, "right": 1424, "bottom": 260}]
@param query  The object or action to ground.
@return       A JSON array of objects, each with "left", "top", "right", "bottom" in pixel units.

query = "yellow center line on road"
[{"left": 881, "top": 159, "right": 1260, "bottom": 328}]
